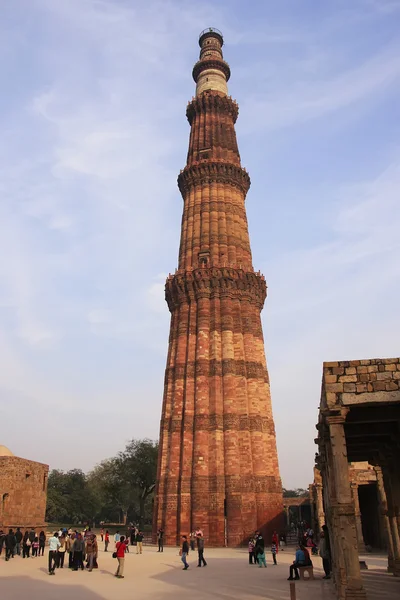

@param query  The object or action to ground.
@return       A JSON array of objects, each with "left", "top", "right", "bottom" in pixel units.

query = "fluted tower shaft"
[{"left": 153, "top": 28, "right": 283, "bottom": 547}]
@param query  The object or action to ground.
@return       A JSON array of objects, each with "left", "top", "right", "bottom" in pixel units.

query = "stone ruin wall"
[
  {"left": 0, "top": 456, "right": 49, "bottom": 531},
  {"left": 323, "top": 358, "right": 400, "bottom": 406}
]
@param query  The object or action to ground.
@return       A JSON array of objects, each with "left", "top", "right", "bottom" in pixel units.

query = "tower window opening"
[{"left": 198, "top": 251, "right": 210, "bottom": 267}]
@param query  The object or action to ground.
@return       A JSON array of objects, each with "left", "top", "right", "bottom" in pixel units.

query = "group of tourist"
[
  {"left": 0, "top": 527, "right": 46, "bottom": 560},
  {"left": 2, "top": 522, "right": 332, "bottom": 581},
  {"left": 107, "top": 526, "right": 145, "bottom": 554},
  {"left": 248, "top": 529, "right": 279, "bottom": 567}
]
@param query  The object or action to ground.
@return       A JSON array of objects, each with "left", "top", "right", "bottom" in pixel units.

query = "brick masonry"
[
  {"left": 153, "top": 30, "right": 283, "bottom": 547},
  {"left": 0, "top": 455, "right": 49, "bottom": 531}
]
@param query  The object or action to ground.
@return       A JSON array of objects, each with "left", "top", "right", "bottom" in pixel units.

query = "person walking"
[
  {"left": 28, "top": 528, "right": 36, "bottom": 548},
  {"left": 86, "top": 534, "right": 98, "bottom": 572},
  {"left": 5, "top": 529, "right": 16, "bottom": 561},
  {"left": 0, "top": 529, "right": 5, "bottom": 556},
  {"left": 248, "top": 537, "right": 256, "bottom": 564},
  {"left": 56, "top": 535, "right": 66, "bottom": 568},
  {"left": 22, "top": 530, "right": 31, "bottom": 558},
  {"left": 39, "top": 531, "right": 46, "bottom": 556},
  {"left": 157, "top": 528, "right": 164, "bottom": 552},
  {"left": 66, "top": 533, "right": 74, "bottom": 567},
  {"left": 257, "top": 546, "right": 267, "bottom": 568},
  {"left": 32, "top": 536, "right": 39, "bottom": 557},
  {"left": 104, "top": 530, "right": 110, "bottom": 552},
  {"left": 196, "top": 534, "right": 207, "bottom": 567},
  {"left": 114, "top": 530, "right": 120, "bottom": 545},
  {"left": 72, "top": 533, "right": 85, "bottom": 571},
  {"left": 180, "top": 535, "right": 189, "bottom": 570},
  {"left": 190, "top": 531, "right": 196, "bottom": 552},
  {"left": 136, "top": 530, "right": 144, "bottom": 554},
  {"left": 114, "top": 535, "right": 127, "bottom": 579},
  {"left": 48, "top": 532, "right": 60, "bottom": 575},
  {"left": 271, "top": 542, "right": 278, "bottom": 565},
  {"left": 15, "top": 527, "right": 23, "bottom": 556},
  {"left": 254, "top": 531, "right": 265, "bottom": 557},
  {"left": 130, "top": 527, "right": 135, "bottom": 547},
  {"left": 319, "top": 530, "right": 331, "bottom": 579},
  {"left": 100, "top": 528, "right": 104, "bottom": 542},
  {"left": 272, "top": 530, "right": 279, "bottom": 555}
]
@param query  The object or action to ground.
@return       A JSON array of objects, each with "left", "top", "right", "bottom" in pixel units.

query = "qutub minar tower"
[{"left": 153, "top": 28, "right": 283, "bottom": 546}]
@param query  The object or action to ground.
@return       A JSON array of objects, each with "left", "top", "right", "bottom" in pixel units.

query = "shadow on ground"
[
  {"left": 0, "top": 576, "right": 106, "bottom": 600},
  {"left": 151, "top": 556, "right": 336, "bottom": 600},
  {"left": 362, "top": 570, "right": 400, "bottom": 600}
]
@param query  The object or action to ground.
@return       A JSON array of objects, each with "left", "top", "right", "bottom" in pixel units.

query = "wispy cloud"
[
  {"left": 240, "top": 43, "right": 400, "bottom": 132},
  {"left": 0, "top": 0, "right": 399, "bottom": 487}
]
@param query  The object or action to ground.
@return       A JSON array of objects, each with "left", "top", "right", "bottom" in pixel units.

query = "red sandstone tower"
[{"left": 153, "top": 28, "right": 283, "bottom": 546}]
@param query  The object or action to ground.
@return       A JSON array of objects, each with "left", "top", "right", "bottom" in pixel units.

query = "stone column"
[
  {"left": 327, "top": 415, "right": 366, "bottom": 600},
  {"left": 309, "top": 484, "right": 316, "bottom": 532},
  {"left": 315, "top": 483, "right": 326, "bottom": 531},
  {"left": 383, "top": 465, "right": 400, "bottom": 576},
  {"left": 285, "top": 505, "right": 290, "bottom": 528},
  {"left": 375, "top": 466, "right": 395, "bottom": 573},
  {"left": 351, "top": 483, "right": 366, "bottom": 553}
]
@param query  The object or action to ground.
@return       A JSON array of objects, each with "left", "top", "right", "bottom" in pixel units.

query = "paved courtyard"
[{"left": 0, "top": 545, "right": 398, "bottom": 600}]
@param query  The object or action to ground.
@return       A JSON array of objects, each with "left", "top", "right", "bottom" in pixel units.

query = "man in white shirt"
[
  {"left": 48, "top": 532, "right": 61, "bottom": 575},
  {"left": 114, "top": 531, "right": 121, "bottom": 544}
]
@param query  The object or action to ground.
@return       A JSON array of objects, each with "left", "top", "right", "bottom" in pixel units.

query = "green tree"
[
  {"left": 46, "top": 469, "right": 101, "bottom": 525},
  {"left": 87, "top": 458, "right": 135, "bottom": 525},
  {"left": 283, "top": 488, "right": 309, "bottom": 498},
  {"left": 46, "top": 439, "right": 159, "bottom": 527},
  {"left": 118, "top": 439, "right": 158, "bottom": 527}
]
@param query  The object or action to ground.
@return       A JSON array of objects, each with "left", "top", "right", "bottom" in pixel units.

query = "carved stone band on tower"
[{"left": 153, "top": 28, "right": 283, "bottom": 547}]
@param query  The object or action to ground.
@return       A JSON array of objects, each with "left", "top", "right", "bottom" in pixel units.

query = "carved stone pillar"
[
  {"left": 309, "top": 485, "right": 315, "bottom": 530},
  {"left": 327, "top": 414, "right": 366, "bottom": 600},
  {"left": 350, "top": 483, "right": 365, "bottom": 553},
  {"left": 315, "top": 483, "right": 325, "bottom": 531},
  {"left": 285, "top": 505, "right": 290, "bottom": 528},
  {"left": 375, "top": 466, "right": 395, "bottom": 573},
  {"left": 383, "top": 465, "right": 400, "bottom": 576}
]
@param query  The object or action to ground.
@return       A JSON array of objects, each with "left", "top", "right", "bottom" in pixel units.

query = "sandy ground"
[{"left": 0, "top": 544, "right": 398, "bottom": 600}]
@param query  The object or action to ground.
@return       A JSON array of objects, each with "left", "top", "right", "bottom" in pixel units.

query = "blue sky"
[{"left": 1, "top": 0, "right": 400, "bottom": 489}]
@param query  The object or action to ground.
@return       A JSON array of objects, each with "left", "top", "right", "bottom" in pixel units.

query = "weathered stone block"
[
  {"left": 325, "top": 383, "right": 344, "bottom": 393},
  {"left": 376, "top": 372, "right": 392, "bottom": 381},
  {"left": 339, "top": 375, "right": 357, "bottom": 383},
  {"left": 346, "top": 367, "right": 357, "bottom": 375},
  {"left": 344, "top": 383, "right": 356, "bottom": 392},
  {"left": 332, "top": 367, "right": 345, "bottom": 375}
]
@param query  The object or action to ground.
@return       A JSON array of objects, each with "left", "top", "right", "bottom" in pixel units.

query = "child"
[
  {"left": 248, "top": 537, "right": 255, "bottom": 564},
  {"left": 32, "top": 536, "right": 39, "bottom": 557},
  {"left": 104, "top": 530, "right": 110, "bottom": 552},
  {"left": 271, "top": 542, "right": 277, "bottom": 565},
  {"left": 257, "top": 547, "right": 267, "bottom": 568}
]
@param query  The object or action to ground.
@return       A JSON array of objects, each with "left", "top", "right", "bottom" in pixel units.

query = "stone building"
[
  {"left": 0, "top": 445, "right": 48, "bottom": 530},
  {"left": 311, "top": 463, "right": 386, "bottom": 552},
  {"left": 153, "top": 28, "right": 283, "bottom": 546},
  {"left": 316, "top": 358, "right": 400, "bottom": 600},
  {"left": 283, "top": 495, "right": 312, "bottom": 530}
]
